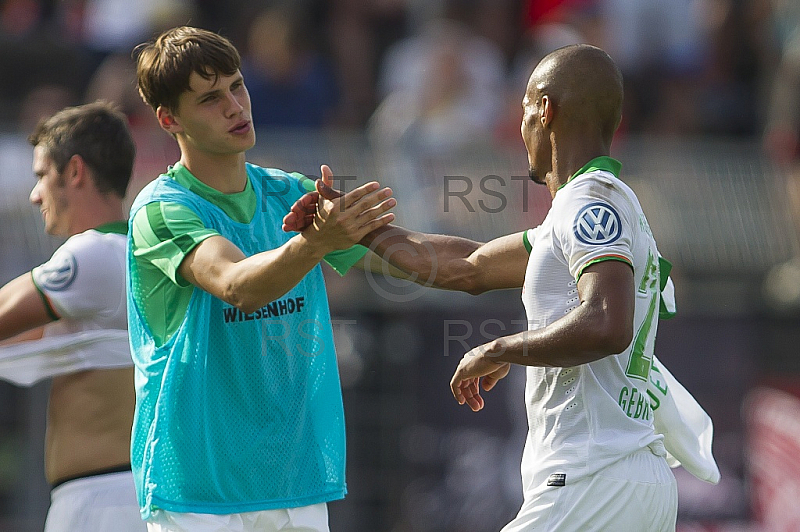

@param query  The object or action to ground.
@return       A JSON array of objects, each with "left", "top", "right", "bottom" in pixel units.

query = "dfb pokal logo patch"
[
  {"left": 37, "top": 249, "right": 77, "bottom": 291},
  {"left": 573, "top": 202, "right": 622, "bottom": 245}
]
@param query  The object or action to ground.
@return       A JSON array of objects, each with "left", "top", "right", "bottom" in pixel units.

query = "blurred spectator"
[
  {"left": 80, "top": 0, "right": 193, "bottom": 56},
  {"left": 241, "top": 5, "right": 339, "bottom": 128},
  {"left": 370, "top": 18, "right": 504, "bottom": 155},
  {"left": 762, "top": 7, "right": 800, "bottom": 310},
  {"left": 17, "top": 85, "right": 75, "bottom": 134},
  {"left": 598, "top": 0, "right": 710, "bottom": 134},
  {"left": 763, "top": 11, "right": 800, "bottom": 167},
  {"left": 501, "top": 1, "right": 596, "bottom": 143},
  {"left": 326, "top": 0, "right": 408, "bottom": 126},
  {"left": 367, "top": 16, "right": 505, "bottom": 234}
]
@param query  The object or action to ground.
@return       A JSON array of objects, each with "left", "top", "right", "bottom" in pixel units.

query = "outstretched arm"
[
  {"left": 180, "top": 180, "right": 395, "bottom": 313},
  {"left": 284, "top": 165, "right": 529, "bottom": 294},
  {"left": 360, "top": 227, "right": 527, "bottom": 294}
]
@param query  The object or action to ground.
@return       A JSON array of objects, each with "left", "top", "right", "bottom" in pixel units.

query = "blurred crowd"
[
  {"left": 2, "top": 0, "right": 800, "bottom": 266},
  {"left": 2, "top": 0, "right": 799, "bottom": 264},
  {"left": 0, "top": 0, "right": 796, "bottom": 142}
]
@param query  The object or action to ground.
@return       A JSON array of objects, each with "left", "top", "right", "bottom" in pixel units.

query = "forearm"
[
  {"left": 485, "top": 302, "right": 632, "bottom": 368},
  {"left": 360, "top": 225, "right": 485, "bottom": 293},
  {"left": 195, "top": 234, "right": 328, "bottom": 313}
]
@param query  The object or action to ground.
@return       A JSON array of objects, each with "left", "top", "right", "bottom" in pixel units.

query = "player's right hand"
[{"left": 303, "top": 165, "right": 396, "bottom": 252}]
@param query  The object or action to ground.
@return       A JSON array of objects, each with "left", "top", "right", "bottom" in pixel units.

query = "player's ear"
[
  {"left": 157, "top": 106, "right": 182, "bottom": 134},
  {"left": 540, "top": 95, "right": 554, "bottom": 128},
  {"left": 64, "top": 154, "right": 86, "bottom": 188}
]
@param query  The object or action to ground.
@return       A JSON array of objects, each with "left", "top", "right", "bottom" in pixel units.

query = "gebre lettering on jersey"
[{"left": 618, "top": 385, "right": 651, "bottom": 420}]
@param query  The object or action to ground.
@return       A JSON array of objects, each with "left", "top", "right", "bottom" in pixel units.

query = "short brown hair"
[
  {"left": 135, "top": 26, "right": 241, "bottom": 113},
  {"left": 28, "top": 101, "right": 135, "bottom": 198}
]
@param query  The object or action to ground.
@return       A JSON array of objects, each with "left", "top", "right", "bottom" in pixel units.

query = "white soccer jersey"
[
  {"left": 32, "top": 228, "right": 128, "bottom": 335},
  {"left": 519, "top": 157, "right": 666, "bottom": 496}
]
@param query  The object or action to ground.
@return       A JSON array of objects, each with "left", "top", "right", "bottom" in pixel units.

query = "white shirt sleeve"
[
  {"left": 552, "top": 177, "right": 635, "bottom": 280},
  {"left": 31, "top": 232, "right": 126, "bottom": 323}
]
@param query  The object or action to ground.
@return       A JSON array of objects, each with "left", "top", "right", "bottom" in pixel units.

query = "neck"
[
  {"left": 179, "top": 148, "right": 248, "bottom": 194},
  {"left": 67, "top": 197, "right": 126, "bottom": 236},
  {"left": 546, "top": 136, "right": 611, "bottom": 197}
]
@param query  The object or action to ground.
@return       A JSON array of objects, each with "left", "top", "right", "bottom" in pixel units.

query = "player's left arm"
[
  {"left": 451, "top": 259, "right": 634, "bottom": 410},
  {"left": 0, "top": 273, "right": 58, "bottom": 342}
]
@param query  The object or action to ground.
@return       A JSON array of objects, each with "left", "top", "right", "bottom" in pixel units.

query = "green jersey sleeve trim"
[
  {"left": 94, "top": 220, "right": 129, "bottom": 235},
  {"left": 522, "top": 230, "right": 533, "bottom": 254},
  {"left": 30, "top": 272, "right": 60, "bottom": 321},
  {"left": 576, "top": 254, "right": 633, "bottom": 280},
  {"left": 658, "top": 256, "right": 672, "bottom": 291},
  {"left": 324, "top": 245, "right": 369, "bottom": 276},
  {"left": 289, "top": 172, "right": 317, "bottom": 193}
]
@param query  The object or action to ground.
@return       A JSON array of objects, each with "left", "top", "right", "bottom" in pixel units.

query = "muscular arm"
[
  {"left": 181, "top": 233, "right": 335, "bottom": 313},
  {"left": 180, "top": 182, "right": 395, "bottom": 313},
  {"left": 358, "top": 227, "right": 528, "bottom": 295},
  {"left": 283, "top": 166, "right": 528, "bottom": 294},
  {"left": 492, "top": 260, "right": 634, "bottom": 366},
  {"left": 451, "top": 260, "right": 635, "bottom": 410},
  {"left": 0, "top": 273, "right": 57, "bottom": 342}
]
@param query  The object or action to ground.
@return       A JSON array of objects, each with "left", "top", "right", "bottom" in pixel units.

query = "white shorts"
[
  {"left": 45, "top": 470, "right": 145, "bottom": 532},
  {"left": 146, "top": 503, "right": 329, "bottom": 532},
  {"left": 502, "top": 447, "right": 678, "bottom": 531}
]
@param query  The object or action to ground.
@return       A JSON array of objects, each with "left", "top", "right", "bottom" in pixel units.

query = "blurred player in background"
[
  {"left": 0, "top": 102, "right": 143, "bottom": 531},
  {"left": 286, "top": 44, "right": 683, "bottom": 530},
  {"left": 129, "top": 26, "right": 395, "bottom": 532}
]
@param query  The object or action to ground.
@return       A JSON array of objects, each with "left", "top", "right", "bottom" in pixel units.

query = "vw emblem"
[{"left": 573, "top": 202, "right": 622, "bottom": 245}]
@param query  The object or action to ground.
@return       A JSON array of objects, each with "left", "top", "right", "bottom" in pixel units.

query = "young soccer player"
[
  {"left": 129, "top": 26, "right": 395, "bottom": 531},
  {"left": 286, "top": 44, "right": 691, "bottom": 530}
]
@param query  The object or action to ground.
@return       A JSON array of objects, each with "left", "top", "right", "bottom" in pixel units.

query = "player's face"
[
  {"left": 521, "top": 93, "right": 549, "bottom": 185},
  {"left": 168, "top": 70, "right": 256, "bottom": 157},
  {"left": 30, "top": 145, "right": 70, "bottom": 236}
]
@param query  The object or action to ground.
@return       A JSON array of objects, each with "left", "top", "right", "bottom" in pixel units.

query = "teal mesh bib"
[{"left": 127, "top": 164, "right": 346, "bottom": 518}]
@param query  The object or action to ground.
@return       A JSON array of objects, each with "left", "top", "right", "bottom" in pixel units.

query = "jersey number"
[{"left": 626, "top": 251, "right": 659, "bottom": 381}]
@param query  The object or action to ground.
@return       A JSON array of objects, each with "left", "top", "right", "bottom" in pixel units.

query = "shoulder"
[
  {"left": 131, "top": 201, "right": 209, "bottom": 248},
  {"left": 59, "top": 230, "right": 124, "bottom": 261},
  {"left": 34, "top": 231, "right": 125, "bottom": 293},
  {"left": 130, "top": 173, "right": 195, "bottom": 215},
  {"left": 558, "top": 172, "right": 636, "bottom": 215}
]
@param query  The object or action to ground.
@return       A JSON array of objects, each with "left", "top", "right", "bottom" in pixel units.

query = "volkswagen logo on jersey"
[
  {"left": 37, "top": 249, "right": 77, "bottom": 291},
  {"left": 573, "top": 202, "right": 622, "bottom": 245}
]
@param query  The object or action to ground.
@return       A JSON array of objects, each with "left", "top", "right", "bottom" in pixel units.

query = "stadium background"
[{"left": 1, "top": 0, "right": 799, "bottom": 530}]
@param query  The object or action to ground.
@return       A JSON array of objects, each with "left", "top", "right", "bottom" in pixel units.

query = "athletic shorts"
[
  {"left": 146, "top": 503, "right": 329, "bottom": 532},
  {"left": 501, "top": 447, "right": 678, "bottom": 531},
  {"left": 44, "top": 470, "right": 145, "bottom": 532}
]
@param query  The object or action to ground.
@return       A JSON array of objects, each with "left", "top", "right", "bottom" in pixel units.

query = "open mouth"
[{"left": 229, "top": 121, "right": 251, "bottom": 134}]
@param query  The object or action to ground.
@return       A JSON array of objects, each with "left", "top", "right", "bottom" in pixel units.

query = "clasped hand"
[{"left": 295, "top": 165, "right": 395, "bottom": 252}]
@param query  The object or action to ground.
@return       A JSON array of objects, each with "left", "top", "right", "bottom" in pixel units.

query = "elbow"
[
  {"left": 604, "top": 327, "right": 634, "bottom": 356},
  {"left": 592, "top": 319, "right": 633, "bottom": 357},
  {"left": 576, "top": 311, "right": 633, "bottom": 363},
  {"left": 444, "top": 267, "right": 486, "bottom": 295},
  {"left": 220, "top": 277, "right": 258, "bottom": 314}
]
